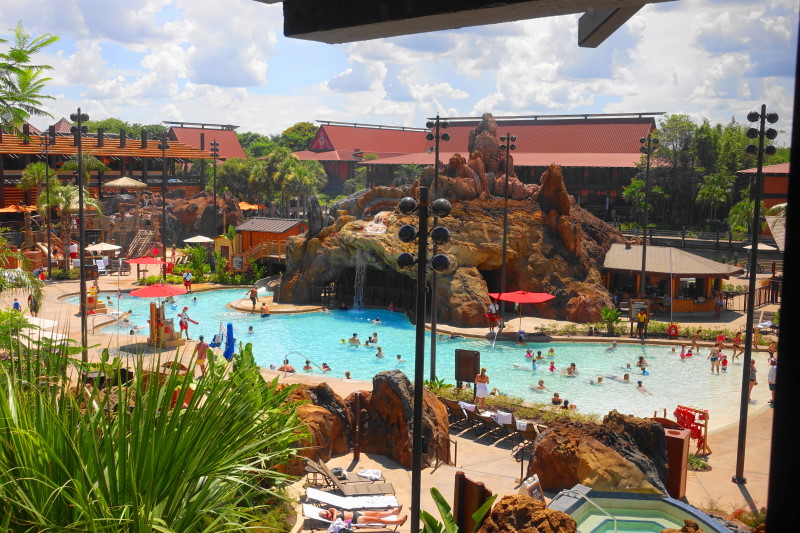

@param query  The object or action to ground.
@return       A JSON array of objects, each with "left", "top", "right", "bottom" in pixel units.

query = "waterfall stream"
[{"left": 354, "top": 249, "right": 368, "bottom": 309}]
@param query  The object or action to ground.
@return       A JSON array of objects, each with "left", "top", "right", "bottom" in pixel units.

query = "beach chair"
[
  {"left": 95, "top": 259, "right": 107, "bottom": 275},
  {"left": 515, "top": 421, "right": 545, "bottom": 453},
  {"left": 441, "top": 398, "right": 469, "bottom": 428},
  {"left": 476, "top": 412, "right": 506, "bottom": 440},
  {"left": 315, "top": 461, "right": 395, "bottom": 496},
  {"left": 302, "top": 504, "right": 402, "bottom": 531},
  {"left": 305, "top": 487, "right": 399, "bottom": 510},
  {"left": 305, "top": 458, "right": 385, "bottom": 487}
]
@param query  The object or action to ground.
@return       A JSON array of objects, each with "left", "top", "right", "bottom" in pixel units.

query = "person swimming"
[
  {"left": 525, "top": 349, "right": 534, "bottom": 358},
  {"left": 373, "top": 317, "right": 382, "bottom": 325},
  {"left": 532, "top": 379, "right": 548, "bottom": 391},
  {"left": 547, "top": 347, "right": 555, "bottom": 357},
  {"left": 606, "top": 341, "right": 617, "bottom": 351},
  {"left": 248, "top": 326, "right": 254, "bottom": 334},
  {"left": 549, "top": 361, "right": 556, "bottom": 372},
  {"left": 396, "top": 354, "right": 405, "bottom": 362},
  {"left": 302, "top": 360, "right": 313, "bottom": 372},
  {"left": 375, "top": 346, "right": 385, "bottom": 358},
  {"left": 590, "top": 376, "right": 604, "bottom": 385},
  {"left": 321, "top": 362, "right": 331, "bottom": 373}
]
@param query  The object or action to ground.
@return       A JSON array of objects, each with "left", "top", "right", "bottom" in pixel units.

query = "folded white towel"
[
  {"left": 496, "top": 411, "right": 513, "bottom": 425},
  {"left": 458, "top": 401, "right": 476, "bottom": 412},
  {"left": 358, "top": 468, "right": 382, "bottom": 481},
  {"left": 516, "top": 420, "right": 530, "bottom": 431}
]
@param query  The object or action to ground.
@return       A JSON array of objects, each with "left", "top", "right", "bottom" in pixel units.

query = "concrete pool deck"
[{"left": 23, "top": 274, "right": 776, "bottom": 527}]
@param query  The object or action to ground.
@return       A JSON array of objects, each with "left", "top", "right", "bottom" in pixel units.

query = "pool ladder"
[{"left": 550, "top": 489, "right": 617, "bottom": 533}]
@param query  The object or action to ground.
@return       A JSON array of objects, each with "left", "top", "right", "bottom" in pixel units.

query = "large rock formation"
[
  {"left": 476, "top": 494, "right": 577, "bottom": 533},
  {"left": 278, "top": 113, "right": 625, "bottom": 325},
  {"left": 528, "top": 412, "right": 669, "bottom": 494},
  {"left": 288, "top": 370, "right": 449, "bottom": 472}
]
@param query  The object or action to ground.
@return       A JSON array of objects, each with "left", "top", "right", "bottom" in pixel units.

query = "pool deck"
[{"left": 25, "top": 273, "right": 776, "bottom": 529}]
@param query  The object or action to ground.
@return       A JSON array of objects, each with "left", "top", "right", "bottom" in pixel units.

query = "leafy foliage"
[
  {"left": 421, "top": 487, "right": 496, "bottom": 533},
  {"left": 600, "top": 307, "right": 622, "bottom": 336}
]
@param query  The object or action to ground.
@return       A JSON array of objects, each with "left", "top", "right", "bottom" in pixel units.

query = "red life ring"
[{"left": 667, "top": 324, "right": 679, "bottom": 337}]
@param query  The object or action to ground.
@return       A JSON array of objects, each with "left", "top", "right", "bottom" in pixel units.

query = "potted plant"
[{"left": 601, "top": 306, "right": 622, "bottom": 336}]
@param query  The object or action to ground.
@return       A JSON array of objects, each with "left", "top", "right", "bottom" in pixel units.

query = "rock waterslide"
[{"left": 279, "top": 112, "right": 625, "bottom": 325}]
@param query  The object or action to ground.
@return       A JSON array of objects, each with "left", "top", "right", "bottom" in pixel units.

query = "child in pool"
[
  {"left": 321, "top": 363, "right": 331, "bottom": 373},
  {"left": 525, "top": 349, "right": 534, "bottom": 358},
  {"left": 531, "top": 379, "right": 548, "bottom": 391},
  {"left": 590, "top": 376, "right": 604, "bottom": 385},
  {"left": 302, "top": 360, "right": 313, "bottom": 372},
  {"left": 547, "top": 347, "right": 555, "bottom": 357},
  {"left": 721, "top": 354, "right": 728, "bottom": 372},
  {"left": 549, "top": 361, "right": 556, "bottom": 372},
  {"left": 606, "top": 341, "right": 617, "bottom": 351},
  {"left": 248, "top": 326, "right": 254, "bottom": 334}
]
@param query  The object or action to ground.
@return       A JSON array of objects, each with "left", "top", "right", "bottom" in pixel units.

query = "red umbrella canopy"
[
  {"left": 130, "top": 284, "right": 187, "bottom": 298},
  {"left": 488, "top": 291, "right": 555, "bottom": 304},
  {"left": 126, "top": 257, "right": 167, "bottom": 265}
]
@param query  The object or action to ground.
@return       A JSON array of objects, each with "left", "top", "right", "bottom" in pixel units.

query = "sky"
[{"left": 1, "top": 0, "right": 798, "bottom": 140}]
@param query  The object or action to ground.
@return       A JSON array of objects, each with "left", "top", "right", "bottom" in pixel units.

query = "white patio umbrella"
[
  {"left": 86, "top": 242, "right": 122, "bottom": 252},
  {"left": 742, "top": 243, "right": 777, "bottom": 251},
  {"left": 183, "top": 235, "right": 214, "bottom": 244}
]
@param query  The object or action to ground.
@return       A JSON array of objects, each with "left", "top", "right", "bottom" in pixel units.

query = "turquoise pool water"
[{"left": 70, "top": 288, "right": 747, "bottom": 419}]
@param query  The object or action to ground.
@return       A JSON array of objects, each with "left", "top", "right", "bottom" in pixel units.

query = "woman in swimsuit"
[
  {"left": 731, "top": 332, "right": 744, "bottom": 360},
  {"left": 691, "top": 329, "right": 702, "bottom": 353},
  {"left": 474, "top": 367, "right": 490, "bottom": 409},
  {"left": 707, "top": 343, "right": 721, "bottom": 374},
  {"left": 319, "top": 507, "right": 407, "bottom": 526}
]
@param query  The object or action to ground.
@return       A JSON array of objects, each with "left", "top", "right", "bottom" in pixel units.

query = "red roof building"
[
  {"left": 168, "top": 125, "right": 246, "bottom": 160},
  {"left": 296, "top": 114, "right": 659, "bottom": 220}
]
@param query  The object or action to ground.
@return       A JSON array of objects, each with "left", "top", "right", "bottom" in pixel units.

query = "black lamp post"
[
  {"left": 638, "top": 133, "right": 659, "bottom": 299},
  {"left": 424, "top": 116, "right": 450, "bottom": 381},
  {"left": 396, "top": 189, "right": 452, "bottom": 533},
  {"left": 733, "top": 105, "right": 778, "bottom": 485},
  {"left": 210, "top": 139, "right": 220, "bottom": 236},
  {"left": 158, "top": 133, "right": 170, "bottom": 281},
  {"left": 69, "top": 108, "right": 89, "bottom": 362},
  {"left": 39, "top": 132, "right": 55, "bottom": 279},
  {"left": 498, "top": 132, "right": 516, "bottom": 324}
]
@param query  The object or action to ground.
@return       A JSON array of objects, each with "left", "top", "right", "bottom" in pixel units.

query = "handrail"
[{"left": 550, "top": 489, "right": 617, "bottom": 533}]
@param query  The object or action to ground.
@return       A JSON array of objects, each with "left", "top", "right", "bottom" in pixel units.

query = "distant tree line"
[{"left": 622, "top": 114, "right": 790, "bottom": 233}]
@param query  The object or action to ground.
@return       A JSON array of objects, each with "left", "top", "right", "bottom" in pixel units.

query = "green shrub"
[
  {"left": 49, "top": 268, "right": 80, "bottom": 280},
  {"left": 688, "top": 453, "right": 710, "bottom": 471},
  {"left": 558, "top": 323, "right": 579, "bottom": 336}
]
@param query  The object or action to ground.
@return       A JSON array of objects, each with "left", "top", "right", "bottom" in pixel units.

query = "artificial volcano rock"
[
  {"left": 278, "top": 113, "right": 625, "bottom": 325},
  {"left": 166, "top": 191, "right": 243, "bottom": 244},
  {"left": 476, "top": 494, "right": 577, "bottom": 533},
  {"left": 527, "top": 413, "right": 669, "bottom": 494}
]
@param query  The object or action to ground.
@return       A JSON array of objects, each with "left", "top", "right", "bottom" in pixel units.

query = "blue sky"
[{"left": 1, "top": 0, "right": 797, "bottom": 139}]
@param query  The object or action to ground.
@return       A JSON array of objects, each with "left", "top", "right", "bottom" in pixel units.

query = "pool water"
[
  {"left": 71, "top": 288, "right": 747, "bottom": 420},
  {"left": 575, "top": 508, "right": 684, "bottom": 532}
]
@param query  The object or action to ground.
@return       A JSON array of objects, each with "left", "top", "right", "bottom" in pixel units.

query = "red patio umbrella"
[
  {"left": 129, "top": 284, "right": 187, "bottom": 298},
  {"left": 488, "top": 290, "right": 555, "bottom": 304},
  {"left": 488, "top": 291, "right": 555, "bottom": 333}
]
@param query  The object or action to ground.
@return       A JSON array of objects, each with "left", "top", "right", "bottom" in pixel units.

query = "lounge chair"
[
  {"left": 515, "top": 421, "right": 545, "bottom": 453},
  {"left": 95, "top": 258, "right": 108, "bottom": 275},
  {"left": 314, "top": 461, "right": 395, "bottom": 496},
  {"left": 302, "top": 503, "right": 402, "bottom": 531},
  {"left": 305, "top": 487, "right": 399, "bottom": 510},
  {"left": 476, "top": 411, "right": 507, "bottom": 440},
  {"left": 441, "top": 397, "right": 469, "bottom": 428},
  {"left": 305, "top": 457, "right": 385, "bottom": 487}
]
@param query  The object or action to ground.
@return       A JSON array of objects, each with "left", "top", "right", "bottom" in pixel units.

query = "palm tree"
[
  {"left": 60, "top": 154, "right": 109, "bottom": 182},
  {"left": 37, "top": 183, "right": 102, "bottom": 270},
  {"left": 0, "top": 234, "right": 43, "bottom": 306},
  {"left": 0, "top": 22, "right": 58, "bottom": 130},
  {"left": 285, "top": 159, "right": 327, "bottom": 216},
  {"left": 393, "top": 164, "right": 421, "bottom": 186},
  {"left": 19, "top": 161, "right": 47, "bottom": 192}
]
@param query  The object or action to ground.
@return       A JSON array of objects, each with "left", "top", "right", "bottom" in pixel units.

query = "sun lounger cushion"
[
  {"left": 516, "top": 420, "right": 530, "bottom": 431},
  {"left": 358, "top": 469, "right": 383, "bottom": 481},
  {"left": 306, "top": 488, "right": 399, "bottom": 510}
]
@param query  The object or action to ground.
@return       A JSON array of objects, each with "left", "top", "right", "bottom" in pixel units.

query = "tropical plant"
[
  {"left": 0, "top": 344, "right": 304, "bottom": 530},
  {"left": 696, "top": 171, "right": 735, "bottom": 222},
  {"left": 37, "top": 182, "right": 102, "bottom": 270},
  {"left": 424, "top": 377, "right": 453, "bottom": 395},
  {"left": 420, "top": 487, "right": 496, "bottom": 533},
  {"left": 600, "top": 306, "right": 622, "bottom": 336},
  {"left": 0, "top": 22, "right": 58, "bottom": 131},
  {"left": 183, "top": 244, "right": 209, "bottom": 280},
  {"left": 18, "top": 160, "right": 48, "bottom": 192},
  {"left": 727, "top": 195, "right": 766, "bottom": 235},
  {"left": 393, "top": 164, "right": 422, "bottom": 186},
  {"left": 60, "top": 153, "right": 109, "bottom": 181},
  {"left": 0, "top": 235, "right": 43, "bottom": 304}
]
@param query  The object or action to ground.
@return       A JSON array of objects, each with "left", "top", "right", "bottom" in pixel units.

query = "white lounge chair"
[
  {"left": 305, "top": 488, "right": 399, "bottom": 510},
  {"left": 95, "top": 259, "right": 107, "bottom": 275},
  {"left": 302, "top": 504, "right": 401, "bottom": 531}
]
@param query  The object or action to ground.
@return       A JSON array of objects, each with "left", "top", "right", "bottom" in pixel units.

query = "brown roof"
[
  {"left": 168, "top": 127, "right": 246, "bottom": 160},
  {"left": 303, "top": 116, "right": 655, "bottom": 168},
  {"left": 604, "top": 243, "right": 744, "bottom": 278},
  {"left": 235, "top": 218, "right": 306, "bottom": 233},
  {"left": 738, "top": 162, "right": 790, "bottom": 175},
  {"left": 52, "top": 117, "right": 73, "bottom": 133},
  {"left": 0, "top": 132, "right": 212, "bottom": 160},
  {"left": 366, "top": 151, "right": 643, "bottom": 168}
]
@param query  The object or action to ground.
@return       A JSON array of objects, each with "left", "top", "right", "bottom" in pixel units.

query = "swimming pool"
[{"left": 69, "top": 288, "right": 751, "bottom": 420}]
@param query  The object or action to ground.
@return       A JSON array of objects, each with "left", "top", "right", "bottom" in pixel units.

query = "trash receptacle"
[{"left": 664, "top": 427, "right": 691, "bottom": 500}]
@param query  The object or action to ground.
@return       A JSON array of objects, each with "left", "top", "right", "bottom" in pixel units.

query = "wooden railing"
[
  {"left": 128, "top": 230, "right": 154, "bottom": 258},
  {"left": 725, "top": 279, "right": 782, "bottom": 312}
]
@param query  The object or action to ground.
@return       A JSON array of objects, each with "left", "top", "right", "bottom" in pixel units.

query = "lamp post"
[
  {"left": 638, "top": 133, "right": 659, "bottom": 299},
  {"left": 69, "top": 109, "right": 89, "bottom": 362},
  {"left": 498, "top": 133, "right": 516, "bottom": 325},
  {"left": 396, "top": 189, "right": 452, "bottom": 533},
  {"left": 733, "top": 105, "right": 778, "bottom": 485},
  {"left": 210, "top": 139, "right": 220, "bottom": 236},
  {"left": 158, "top": 133, "right": 170, "bottom": 281},
  {"left": 424, "top": 116, "right": 450, "bottom": 381},
  {"left": 40, "top": 132, "right": 55, "bottom": 279}
]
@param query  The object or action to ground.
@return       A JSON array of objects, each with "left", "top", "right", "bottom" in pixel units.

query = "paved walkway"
[{"left": 13, "top": 275, "right": 775, "bottom": 529}]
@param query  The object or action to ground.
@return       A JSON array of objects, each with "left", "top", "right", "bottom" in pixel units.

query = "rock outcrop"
[
  {"left": 278, "top": 113, "right": 626, "bottom": 325},
  {"left": 528, "top": 414, "right": 669, "bottom": 494},
  {"left": 355, "top": 369, "right": 450, "bottom": 468},
  {"left": 663, "top": 520, "right": 704, "bottom": 533},
  {"left": 476, "top": 494, "right": 577, "bottom": 533}
]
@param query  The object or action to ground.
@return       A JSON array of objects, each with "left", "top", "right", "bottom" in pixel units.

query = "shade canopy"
[
  {"left": 104, "top": 176, "right": 147, "bottom": 189},
  {"left": 239, "top": 201, "right": 264, "bottom": 211},
  {"left": 604, "top": 243, "right": 743, "bottom": 278},
  {"left": 130, "top": 284, "right": 187, "bottom": 298},
  {"left": 183, "top": 235, "right": 214, "bottom": 243},
  {"left": 86, "top": 242, "right": 122, "bottom": 252},
  {"left": 488, "top": 291, "right": 555, "bottom": 304},
  {"left": 126, "top": 257, "right": 166, "bottom": 265},
  {"left": 742, "top": 243, "right": 777, "bottom": 251}
]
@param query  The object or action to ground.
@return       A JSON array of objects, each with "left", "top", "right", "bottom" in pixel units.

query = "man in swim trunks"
[
  {"left": 178, "top": 307, "right": 194, "bottom": 340},
  {"left": 260, "top": 303, "right": 269, "bottom": 317},
  {"left": 348, "top": 333, "right": 361, "bottom": 345},
  {"left": 247, "top": 286, "right": 259, "bottom": 309},
  {"left": 277, "top": 359, "right": 296, "bottom": 373}
]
